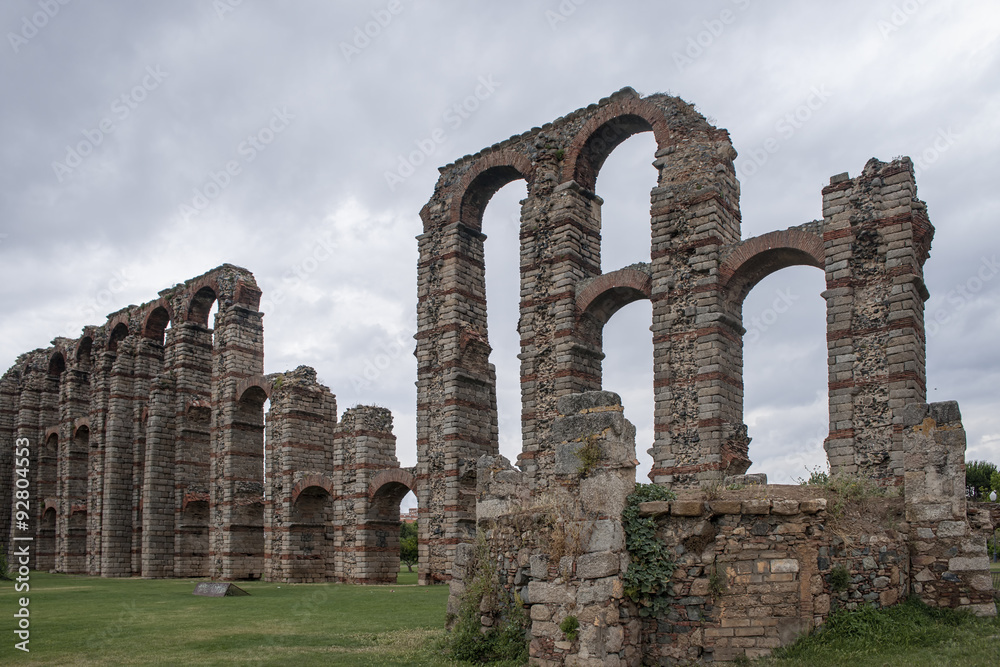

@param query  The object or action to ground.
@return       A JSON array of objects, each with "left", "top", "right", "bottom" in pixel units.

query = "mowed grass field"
[
  {"left": 2, "top": 569, "right": 998, "bottom": 666},
  {"left": 1, "top": 570, "right": 457, "bottom": 666}
]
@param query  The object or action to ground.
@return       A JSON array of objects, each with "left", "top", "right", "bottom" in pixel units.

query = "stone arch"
[
  {"left": 451, "top": 151, "right": 534, "bottom": 230},
  {"left": 75, "top": 336, "right": 93, "bottom": 370},
  {"left": 236, "top": 376, "right": 272, "bottom": 402},
  {"left": 142, "top": 302, "right": 172, "bottom": 343},
  {"left": 38, "top": 505, "right": 57, "bottom": 571},
  {"left": 48, "top": 350, "right": 66, "bottom": 376},
  {"left": 358, "top": 473, "right": 415, "bottom": 583},
  {"left": 291, "top": 474, "right": 335, "bottom": 504},
  {"left": 186, "top": 285, "right": 218, "bottom": 327},
  {"left": 576, "top": 268, "right": 653, "bottom": 329},
  {"left": 107, "top": 321, "right": 130, "bottom": 353},
  {"left": 564, "top": 94, "right": 672, "bottom": 192},
  {"left": 720, "top": 229, "right": 825, "bottom": 304},
  {"left": 368, "top": 468, "right": 418, "bottom": 499}
]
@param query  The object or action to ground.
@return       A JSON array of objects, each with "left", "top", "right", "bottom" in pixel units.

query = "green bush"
[
  {"left": 622, "top": 483, "right": 677, "bottom": 617},
  {"left": 559, "top": 615, "right": 579, "bottom": 641},
  {"left": 966, "top": 460, "right": 998, "bottom": 499}
]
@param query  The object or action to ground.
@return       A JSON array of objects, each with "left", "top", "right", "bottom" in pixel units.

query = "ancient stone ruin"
[{"left": 2, "top": 87, "right": 996, "bottom": 663}]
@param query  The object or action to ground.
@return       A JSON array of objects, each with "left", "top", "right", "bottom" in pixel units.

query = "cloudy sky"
[{"left": 2, "top": 1, "right": 999, "bottom": 511}]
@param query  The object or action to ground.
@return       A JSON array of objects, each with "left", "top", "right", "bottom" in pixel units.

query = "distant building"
[{"left": 400, "top": 507, "right": 418, "bottom": 523}]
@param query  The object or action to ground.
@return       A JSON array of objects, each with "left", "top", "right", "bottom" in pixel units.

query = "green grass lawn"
[{"left": 1, "top": 571, "right": 455, "bottom": 666}]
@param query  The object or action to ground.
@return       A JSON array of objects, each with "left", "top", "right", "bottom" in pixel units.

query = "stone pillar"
[
  {"left": 345, "top": 407, "right": 402, "bottom": 583},
  {"left": 263, "top": 366, "right": 337, "bottom": 583},
  {"left": 649, "top": 131, "right": 745, "bottom": 488},
  {"left": 211, "top": 299, "right": 265, "bottom": 580},
  {"left": 0, "top": 369, "right": 18, "bottom": 558},
  {"left": 414, "top": 218, "right": 499, "bottom": 584},
  {"left": 901, "top": 401, "right": 995, "bottom": 616},
  {"left": 141, "top": 373, "right": 177, "bottom": 577},
  {"left": 517, "top": 182, "right": 603, "bottom": 488},
  {"left": 101, "top": 337, "right": 138, "bottom": 576},
  {"left": 822, "top": 158, "right": 933, "bottom": 485},
  {"left": 56, "top": 367, "right": 89, "bottom": 573},
  {"left": 171, "top": 321, "right": 214, "bottom": 578},
  {"left": 87, "top": 347, "right": 114, "bottom": 576},
  {"left": 12, "top": 366, "right": 42, "bottom": 567}
]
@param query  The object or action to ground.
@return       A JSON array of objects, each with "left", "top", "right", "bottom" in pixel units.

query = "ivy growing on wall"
[{"left": 622, "top": 483, "right": 677, "bottom": 617}]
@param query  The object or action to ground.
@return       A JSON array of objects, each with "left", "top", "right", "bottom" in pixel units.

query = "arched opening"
[
  {"left": 38, "top": 507, "right": 56, "bottom": 571},
  {"left": 573, "top": 114, "right": 656, "bottom": 193},
  {"left": 76, "top": 336, "right": 93, "bottom": 371},
  {"left": 187, "top": 286, "right": 218, "bottom": 327},
  {"left": 741, "top": 267, "right": 828, "bottom": 482},
  {"left": 289, "top": 486, "right": 333, "bottom": 582},
  {"left": 48, "top": 352, "right": 66, "bottom": 377},
  {"left": 361, "top": 480, "right": 414, "bottom": 584},
  {"left": 602, "top": 300, "right": 655, "bottom": 480},
  {"left": 482, "top": 178, "right": 529, "bottom": 463},
  {"left": 594, "top": 130, "right": 659, "bottom": 273},
  {"left": 67, "top": 426, "right": 89, "bottom": 573},
  {"left": 108, "top": 323, "right": 129, "bottom": 354},
  {"left": 38, "top": 433, "right": 58, "bottom": 517},
  {"left": 231, "top": 385, "right": 267, "bottom": 579},
  {"left": 399, "top": 490, "right": 418, "bottom": 580},
  {"left": 143, "top": 306, "right": 171, "bottom": 345}
]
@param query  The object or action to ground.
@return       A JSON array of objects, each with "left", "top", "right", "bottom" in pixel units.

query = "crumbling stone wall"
[
  {"left": 417, "top": 89, "right": 938, "bottom": 592},
  {"left": 438, "top": 90, "right": 992, "bottom": 665},
  {"left": 3, "top": 266, "right": 414, "bottom": 584}
]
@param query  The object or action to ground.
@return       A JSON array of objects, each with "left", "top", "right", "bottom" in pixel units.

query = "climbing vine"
[{"left": 622, "top": 483, "right": 677, "bottom": 617}]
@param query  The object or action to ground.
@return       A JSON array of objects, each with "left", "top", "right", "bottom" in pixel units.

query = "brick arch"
[
  {"left": 368, "top": 468, "right": 417, "bottom": 499},
  {"left": 185, "top": 282, "right": 220, "bottom": 326},
  {"left": 48, "top": 348, "right": 67, "bottom": 376},
  {"left": 450, "top": 150, "right": 534, "bottom": 230},
  {"left": 564, "top": 93, "right": 672, "bottom": 192},
  {"left": 720, "top": 229, "right": 825, "bottom": 304},
  {"left": 576, "top": 268, "right": 653, "bottom": 327},
  {"left": 73, "top": 418, "right": 90, "bottom": 435},
  {"left": 44, "top": 426, "right": 60, "bottom": 442},
  {"left": 291, "top": 474, "right": 335, "bottom": 504},
  {"left": 236, "top": 376, "right": 272, "bottom": 402},
  {"left": 141, "top": 299, "right": 174, "bottom": 341},
  {"left": 106, "top": 318, "right": 131, "bottom": 353}
]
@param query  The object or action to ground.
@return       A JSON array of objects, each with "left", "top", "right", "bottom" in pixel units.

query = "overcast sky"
[{"left": 2, "top": 1, "right": 998, "bottom": 511}]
